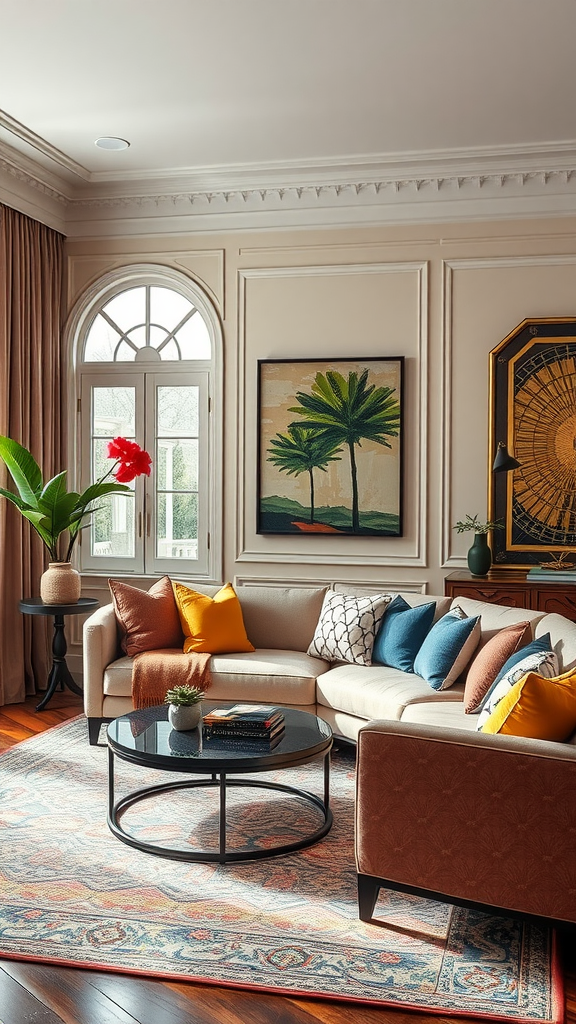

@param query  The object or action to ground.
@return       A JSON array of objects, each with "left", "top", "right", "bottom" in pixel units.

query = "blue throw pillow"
[
  {"left": 476, "top": 633, "right": 553, "bottom": 713},
  {"left": 413, "top": 609, "right": 481, "bottom": 691},
  {"left": 372, "top": 596, "right": 435, "bottom": 672}
]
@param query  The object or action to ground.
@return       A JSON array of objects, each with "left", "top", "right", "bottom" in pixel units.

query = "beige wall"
[{"left": 64, "top": 215, "right": 576, "bottom": 668}]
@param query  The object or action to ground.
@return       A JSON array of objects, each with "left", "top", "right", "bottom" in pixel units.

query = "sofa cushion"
[
  {"left": 109, "top": 576, "right": 184, "bottom": 657},
  {"left": 480, "top": 667, "right": 576, "bottom": 741},
  {"left": 316, "top": 661, "right": 464, "bottom": 721},
  {"left": 335, "top": 585, "right": 450, "bottom": 622},
  {"left": 307, "top": 590, "right": 391, "bottom": 666},
  {"left": 463, "top": 620, "right": 532, "bottom": 713},
  {"left": 400, "top": 700, "right": 478, "bottom": 730},
  {"left": 174, "top": 582, "right": 255, "bottom": 655},
  {"left": 235, "top": 585, "right": 327, "bottom": 652},
  {"left": 372, "top": 596, "right": 435, "bottom": 672},
  {"left": 413, "top": 608, "right": 481, "bottom": 691},
  {"left": 104, "top": 649, "right": 329, "bottom": 705},
  {"left": 448, "top": 596, "right": 544, "bottom": 640},
  {"left": 476, "top": 639, "right": 559, "bottom": 730},
  {"left": 535, "top": 613, "right": 576, "bottom": 672}
]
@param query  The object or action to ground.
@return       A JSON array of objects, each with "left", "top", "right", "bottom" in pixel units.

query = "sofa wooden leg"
[
  {"left": 358, "top": 873, "right": 380, "bottom": 921},
  {"left": 88, "top": 718, "right": 106, "bottom": 745}
]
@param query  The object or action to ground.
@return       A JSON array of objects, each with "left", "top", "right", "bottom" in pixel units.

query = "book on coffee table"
[{"left": 203, "top": 704, "right": 284, "bottom": 730}]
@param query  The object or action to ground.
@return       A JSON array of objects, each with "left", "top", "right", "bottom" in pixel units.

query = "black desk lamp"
[{"left": 492, "top": 441, "right": 521, "bottom": 473}]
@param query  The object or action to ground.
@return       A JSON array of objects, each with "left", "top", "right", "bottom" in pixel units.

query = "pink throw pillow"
[
  {"left": 109, "top": 576, "right": 184, "bottom": 657},
  {"left": 463, "top": 620, "right": 532, "bottom": 713}
]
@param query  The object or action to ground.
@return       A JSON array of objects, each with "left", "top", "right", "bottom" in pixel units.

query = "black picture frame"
[{"left": 257, "top": 357, "right": 404, "bottom": 537}]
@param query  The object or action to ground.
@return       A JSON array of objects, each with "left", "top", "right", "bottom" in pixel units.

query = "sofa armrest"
[
  {"left": 82, "top": 603, "right": 121, "bottom": 718},
  {"left": 355, "top": 719, "right": 576, "bottom": 924}
]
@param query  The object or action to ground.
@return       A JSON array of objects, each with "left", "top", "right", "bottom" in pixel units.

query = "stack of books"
[
  {"left": 203, "top": 704, "right": 285, "bottom": 749},
  {"left": 526, "top": 566, "right": 576, "bottom": 584}
]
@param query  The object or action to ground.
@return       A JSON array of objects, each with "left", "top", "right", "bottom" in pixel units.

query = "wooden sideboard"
[{"left": 444, "top": 570, "right": 576, "bottom": 623}]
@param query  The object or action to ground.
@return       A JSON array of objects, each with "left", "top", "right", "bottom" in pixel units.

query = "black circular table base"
[{"left": 108, "top": 775, "right": 333, "bottom": 863}]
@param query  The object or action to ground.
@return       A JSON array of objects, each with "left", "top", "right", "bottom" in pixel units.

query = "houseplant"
[
  {"left": 0, "top": 435, "right": 152, "bottom": 603},
  {"left": 453, "top": 513, "right": 504, "bottom": 576},
  {"left": 164, "top": 684, "right": 206, "bottom": 731}
]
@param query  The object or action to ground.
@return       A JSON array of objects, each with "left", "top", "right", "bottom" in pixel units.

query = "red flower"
[{"left": 106, "top": 437, "right": 152, "bottom": 483}]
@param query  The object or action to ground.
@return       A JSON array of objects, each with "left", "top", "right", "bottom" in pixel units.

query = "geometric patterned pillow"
[
  {"left": 476, "top": 647, "right": 559, "bottom": 731},
  {"left": 307, "top": 589, "right": 392, "bottom": 665}
]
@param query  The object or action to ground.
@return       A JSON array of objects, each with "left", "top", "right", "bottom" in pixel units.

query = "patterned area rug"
[{"left": 0, "top": 717, "right": 562, "bottom": 1021}]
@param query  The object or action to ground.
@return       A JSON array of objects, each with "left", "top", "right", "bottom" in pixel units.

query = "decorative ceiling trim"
[
  {"left": 66, "top": 168, "right": 576, "bottom": 209},
  {"left": 0, "top": 153, "right": 68, "bottom": 205},
  {"left": 0, "top": 108, "right": 89, "bottom": 181},
  {"left": 4, "top": 128, "right": 576, "bottom": 231}
]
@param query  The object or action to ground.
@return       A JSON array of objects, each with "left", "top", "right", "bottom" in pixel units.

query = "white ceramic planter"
[{"left": 168, "top": 703, "right": 202, "bottom": 731}]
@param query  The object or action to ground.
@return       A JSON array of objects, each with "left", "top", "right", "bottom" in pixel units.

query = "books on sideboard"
[{"left": 526, "top": 568, "right": 576, "bottom": 583}]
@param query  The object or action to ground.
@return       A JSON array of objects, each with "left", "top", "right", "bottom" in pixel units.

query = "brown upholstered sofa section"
[{"left": 355, "top": 720, "right": 576, "bottom": 925}]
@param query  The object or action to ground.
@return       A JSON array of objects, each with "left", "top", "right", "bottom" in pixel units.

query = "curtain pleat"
[{"left": 0, "top": 204, "right": 66, "bottom": 704}]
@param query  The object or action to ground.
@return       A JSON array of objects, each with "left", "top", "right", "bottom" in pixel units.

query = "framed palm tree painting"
[{"left": 257, "top": 357, "right": 403, "bottom": 536}]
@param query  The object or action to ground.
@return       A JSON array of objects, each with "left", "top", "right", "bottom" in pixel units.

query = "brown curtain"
[{"left": 0, "top": 204, "right": 66, "bottom": 704}]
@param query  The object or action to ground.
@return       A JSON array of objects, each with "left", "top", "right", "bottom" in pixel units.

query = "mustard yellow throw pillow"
[
  {"left": 173, "top": 582, "right": 255, "bottom": 655},
  {"left": 481, "top": 666, "right": 576, "bottom": 741}
]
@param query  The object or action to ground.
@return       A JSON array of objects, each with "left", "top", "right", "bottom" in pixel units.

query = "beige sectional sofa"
[
  {"left": 83, "top": 581, "right": 576, "bottom": 744},
  {"left": 83, "top": 580, "right": 576, "bottom": 923}
]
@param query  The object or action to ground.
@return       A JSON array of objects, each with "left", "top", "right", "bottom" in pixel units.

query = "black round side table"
[{"left": 19, "top": 597, "right": 99, "bottom": 712}]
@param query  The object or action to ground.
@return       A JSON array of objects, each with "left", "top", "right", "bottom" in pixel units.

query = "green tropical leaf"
[
  {"left": 288, "top": 368, "right": 401, "bottom": 532},
  {"left": 0, "top": 486, "right": 31, "bottom": 513},
  {"left": 0, "top": 436, "right": 42, "bottom": 506}
]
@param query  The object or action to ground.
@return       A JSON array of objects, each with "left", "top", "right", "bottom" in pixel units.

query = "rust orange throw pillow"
[
  {"left": 463, "top": 620, "right": 531, "bottom": 713},
  {"left": 109, "top": 576, "right": 184, "bottom": 657},
  {"left": 173, "top": 581, "right": 255, "bottom": 655}
]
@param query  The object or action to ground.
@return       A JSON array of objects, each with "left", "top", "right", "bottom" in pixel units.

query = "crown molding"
[
  {"left": 4, "top": 132, "right": 576, "bottom": 234},
  {"left": 0, "top": 108, "right": 89, "bottom": 182}
]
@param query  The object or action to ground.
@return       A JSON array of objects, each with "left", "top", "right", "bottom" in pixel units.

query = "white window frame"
[{"left": 66, "top": 265, "right": 223, "bottom": 583}]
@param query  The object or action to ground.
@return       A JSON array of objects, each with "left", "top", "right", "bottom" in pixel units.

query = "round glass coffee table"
[{"left": 107, "top": 703, "right": 333, "bottom": 863}]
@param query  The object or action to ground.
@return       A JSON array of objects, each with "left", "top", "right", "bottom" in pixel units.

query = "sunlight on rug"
[{"left": 0, "top": 717, "right": 563, "bottom": 1022}]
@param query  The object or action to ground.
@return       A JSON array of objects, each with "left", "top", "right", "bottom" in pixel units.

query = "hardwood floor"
[{"left": 0, "top": 693, "right": 574, "bottom": 1024}]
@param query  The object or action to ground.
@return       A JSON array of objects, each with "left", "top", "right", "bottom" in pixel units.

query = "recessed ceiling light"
[{"left": 95, "top": 137, "right": 130, "bottom": 151}]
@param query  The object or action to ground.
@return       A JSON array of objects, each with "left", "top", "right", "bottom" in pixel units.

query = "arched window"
[{"left": 69, "top": 266, "right": 222, "bottom": 581}]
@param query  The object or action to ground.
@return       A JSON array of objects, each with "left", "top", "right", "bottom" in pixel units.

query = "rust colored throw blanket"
[{"left": 132, "top": 649, "right": 212, "bottom": 709}]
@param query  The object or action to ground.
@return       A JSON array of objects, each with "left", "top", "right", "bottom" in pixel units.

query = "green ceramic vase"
[{"left": 467, "top": 533, "right": 492, "bottom": 576}]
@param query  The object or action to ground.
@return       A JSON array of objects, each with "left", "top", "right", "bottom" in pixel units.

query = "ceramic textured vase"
[
  {"left": 467, "top": 533, "right": 492, "bottom": 577},
  {"left": 40, "top": 562, "right": 82, "bottom": 604},
  {"left": 168, "top": 703, "right": 202, "bottom": 731}
]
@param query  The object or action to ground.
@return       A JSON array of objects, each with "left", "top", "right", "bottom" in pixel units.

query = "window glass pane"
[
  {"left": 159, "top": 339, "right": 180, "bottom": 361},
  {"left": 150, "top": 287, "right": 193, "bottom": 332},
  {"left": 126, "top": 325, "right": 147, "bottom": 349},
  {"left": 157, "top": 440, "right": 198, "bottom": 490},
  {"left": 93, "top": 438, "right": 136, "bottom": 491},
  {"left": 84, "top": 313, "right": 122, "bottom": 361},
  {"left": 174, "top": 313, "right": 211, "bottom": 359},
  {"left": 92, "top": 494, "right": 135, "bottom": 558},
  {"left": 103, "top": 287, "right": 145, "bottom": 334},
  {"left": 116, "top": 341, "right": 138, "bottom": 361},
  {"left": 157, "top": 493, "right": 198, "bottom": 559},
  {"left": 149, "top": 325, "right": 169, "bottom": 348},
  {"left": 93, "top": 387, "right": 135, "bottom": 437},
  {"left": 157, "top": 386, "right": 198, "bottom": 437}
]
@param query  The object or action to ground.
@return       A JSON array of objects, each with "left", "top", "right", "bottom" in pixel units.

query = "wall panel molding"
[
  {"left": 237, "top": 261, "right": 428, "bottom": 569},
  {"left": 441, "top": 253, "right": 576, "bottom": 568}
]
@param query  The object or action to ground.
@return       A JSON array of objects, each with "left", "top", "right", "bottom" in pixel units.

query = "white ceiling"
[{"left": 2, "top": 0, "right": 576, "bottom": 233}]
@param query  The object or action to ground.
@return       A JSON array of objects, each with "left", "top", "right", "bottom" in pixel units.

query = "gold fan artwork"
[
  {"left": 489, "top": 319, "right": 576, "bottom": 566},
  {"left": 513, "top": 348, "right": 576, "bottom": 548}
]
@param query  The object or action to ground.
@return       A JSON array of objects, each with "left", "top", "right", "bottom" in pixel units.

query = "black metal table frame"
[{"left": 107, "top": 743, "right": 332, "bottom": 864}]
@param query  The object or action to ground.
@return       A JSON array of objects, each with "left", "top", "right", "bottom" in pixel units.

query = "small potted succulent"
[
  {"left": 164, "top": 685, "right": 205, "bottom": 731},
  {"left": 453, "top": 514, "right": 504, "bottom": 576}
]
